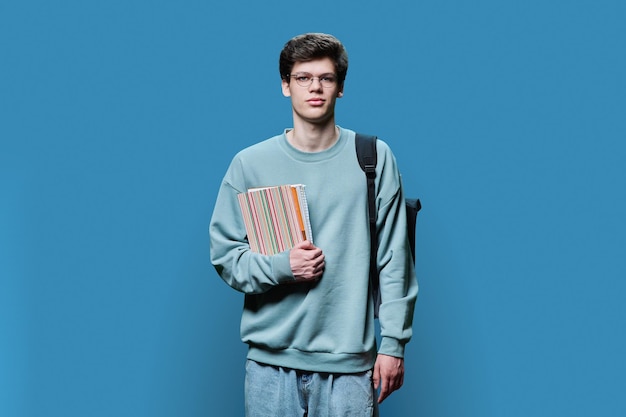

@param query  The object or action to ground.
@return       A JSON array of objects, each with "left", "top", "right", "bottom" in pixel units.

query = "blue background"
[{"left": 2, "top": 0, "right": 624, "bottom": 416}]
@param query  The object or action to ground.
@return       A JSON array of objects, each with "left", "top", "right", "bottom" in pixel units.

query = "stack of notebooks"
[{"left": 237, "top": 184, "right": 313, "bottom": 255}]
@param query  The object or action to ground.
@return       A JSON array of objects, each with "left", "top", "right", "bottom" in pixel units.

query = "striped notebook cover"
[{"left": 237, "top": 184, "right": 313, "bottom": 255}]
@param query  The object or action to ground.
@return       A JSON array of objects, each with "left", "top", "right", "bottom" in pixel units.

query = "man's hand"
[
  {"left": 289, "top": 240, "right": 325, "bottom": 282},
  {"left": 373, "top": 354, "right": 404, "bottom": 404}
]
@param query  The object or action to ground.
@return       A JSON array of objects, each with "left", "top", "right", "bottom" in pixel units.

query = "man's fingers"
[
  {"left": 377, "top": 374, "right": 403, "bottom": 404},
  {"left": 289, "top": 242, "right": 325, "bottom": 281},
  {"left": 374, "top": 355, "right": 405, "bottom": 404},
  {"left": 377, "top": 379, "right": 389, "bottom": 404}
]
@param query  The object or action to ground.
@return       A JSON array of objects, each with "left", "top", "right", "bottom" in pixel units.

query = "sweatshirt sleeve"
[
  {"left": 209, "top": 161, "right": 296, "bottom": 294},
  {"left": 374, "top": 143, "right": 419, "bottom": 358}
]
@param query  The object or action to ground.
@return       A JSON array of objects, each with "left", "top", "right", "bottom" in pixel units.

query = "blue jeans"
[{"left": 245, "top": 360, "right": 379, "bottom": 417}]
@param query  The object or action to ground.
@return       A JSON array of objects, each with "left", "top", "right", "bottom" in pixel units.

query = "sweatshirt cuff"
[
  {"left": 271, "top": 250, "right": 296, "bottom": 284},
  {"left": 378, "top": 337, "right": 405, "bottom": 358}
]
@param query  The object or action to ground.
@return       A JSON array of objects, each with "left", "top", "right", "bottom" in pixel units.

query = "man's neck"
[{"left": 286, "top": 121, "right": 339, "bottom": 152}]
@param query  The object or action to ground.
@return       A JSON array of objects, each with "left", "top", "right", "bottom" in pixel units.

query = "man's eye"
[
  {"left": 296, "top": 76, "right": 311, "bottom": 82},
  {"left": 321, "top": 76, "right": 336, "bottom": 83}
]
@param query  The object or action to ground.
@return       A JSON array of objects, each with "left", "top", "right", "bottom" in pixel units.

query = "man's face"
[{"left": 281, "top": 57, "right": 344, "bottom": 125}]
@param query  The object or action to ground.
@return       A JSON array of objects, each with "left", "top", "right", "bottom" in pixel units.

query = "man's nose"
[{"left": 309, "top": 78, "right": 323, "bottom": 90}]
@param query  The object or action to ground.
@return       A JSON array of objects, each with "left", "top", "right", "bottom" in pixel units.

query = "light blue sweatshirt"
[{"left": 209, "top": 127, "right": 418, "bottom": 373}]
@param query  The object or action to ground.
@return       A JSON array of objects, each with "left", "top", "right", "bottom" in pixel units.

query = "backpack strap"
[{"left": 355, "top": 133, "right": 381, "bottom": 316}]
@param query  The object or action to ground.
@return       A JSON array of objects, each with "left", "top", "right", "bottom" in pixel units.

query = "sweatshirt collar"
[{"left": 279, "top": 126, "right": 349, "bottom": 163}]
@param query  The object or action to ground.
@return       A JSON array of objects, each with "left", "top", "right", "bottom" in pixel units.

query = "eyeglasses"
[{"left": 288, "top": 72, "right": 338, "bottom": 88}]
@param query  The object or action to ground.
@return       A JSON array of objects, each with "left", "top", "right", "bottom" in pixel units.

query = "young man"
[{"left": 209, "top": 33, "right": 418, "bottom": 416}]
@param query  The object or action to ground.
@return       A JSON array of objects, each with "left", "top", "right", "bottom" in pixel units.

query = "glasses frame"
[{"left": 288, "top": 72, "right": 339, "bottom": 88}]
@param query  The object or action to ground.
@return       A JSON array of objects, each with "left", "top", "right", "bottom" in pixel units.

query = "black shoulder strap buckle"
[{"left": 355, "top": 134, "right": 377, "bottom": 178}]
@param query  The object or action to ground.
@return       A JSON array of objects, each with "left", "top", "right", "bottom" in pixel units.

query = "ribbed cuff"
[
  {"left": 271, "top": 250, "right": 296, "bottom": 284},
  {"left": 378, "top": 337, "right": 405, "bottom": 358}
]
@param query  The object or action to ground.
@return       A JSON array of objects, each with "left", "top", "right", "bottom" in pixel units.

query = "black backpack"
[{"left": 355, "top": 134, "right": 421, "bottom": 317}]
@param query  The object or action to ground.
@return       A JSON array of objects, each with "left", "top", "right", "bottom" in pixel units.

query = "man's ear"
[
  {"left": 337, "top": 85, "right": 344, "bottom": 98},
  {"left": 282, "top": 79, "right": 291, "bottom": 97}
]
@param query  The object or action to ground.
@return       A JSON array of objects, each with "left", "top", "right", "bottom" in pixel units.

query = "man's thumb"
[
  {"left": 296, "top": 239, "right": 314, "bottom": 249},
  {"left": 372, "top": 362, "right": 381, "bottom": 389}
]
